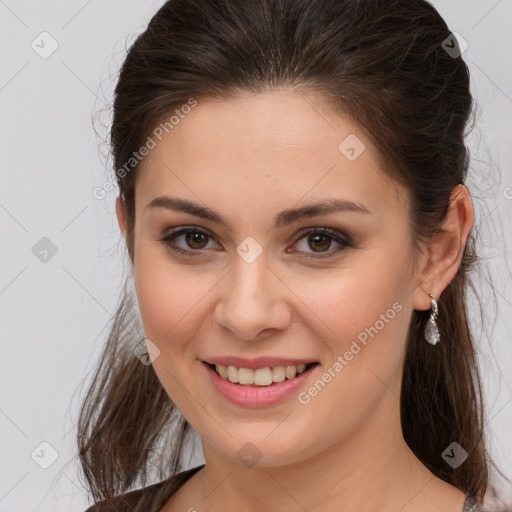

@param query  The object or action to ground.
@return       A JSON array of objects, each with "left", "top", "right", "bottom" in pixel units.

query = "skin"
[{"left": 115, "top": 89, "right": 474, "bottom": 512}]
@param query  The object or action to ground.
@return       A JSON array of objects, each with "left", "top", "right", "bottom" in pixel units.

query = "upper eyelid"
[
  {"left": 163, "top": 225, "right": 348, "bottom": 240},
  {"left": 162, "top": 225, "right": 350, "bottom": 252},
  {"left": 165, "top": 226, "right": 220, "bottom": 244}
]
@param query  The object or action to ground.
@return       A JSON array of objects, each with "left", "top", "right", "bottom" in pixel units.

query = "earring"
[{"left": 424, "top": 293, "right": 440, "bottom": 345}]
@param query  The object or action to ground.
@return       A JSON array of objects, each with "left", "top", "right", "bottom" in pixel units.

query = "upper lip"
[{"left": 203, "top": 356, "right": 318, "bottom": 369}]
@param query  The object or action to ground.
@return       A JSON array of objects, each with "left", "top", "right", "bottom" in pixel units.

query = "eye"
[
  {"left": 159, "top": 226, "right": 352, "bottom": 259},
  {"left": 288, "top": 227, "right": 352, "bottom": 259},
  {"left": 160, "top": 227, "right": 219, "bottom": 256}
]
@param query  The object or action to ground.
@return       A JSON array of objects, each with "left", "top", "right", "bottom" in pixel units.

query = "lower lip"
[{"left": 203, "top": 362, "right": 318, "bottom": 407}]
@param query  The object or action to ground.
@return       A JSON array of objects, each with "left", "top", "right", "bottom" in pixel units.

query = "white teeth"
[
  {"left": 214, "top": 363, "right": 312, "bottom": 386},
  {"left": 272, "top": 365, "right": 286, "bottom": 383},
  {"left": 227, "top": 365, "right": 238, "bottom": 383},
  {"left": 254, "top": 367, "right": 272, "bottom": 386},
  {"left": 218, "top": 365, "right": 228, "bottom": 379},
  {"left": 238, "top": 367, "right": 254, "bottom": 385},
  {"left": 285, "top": 365, "right": 297, "bottom": 379}
]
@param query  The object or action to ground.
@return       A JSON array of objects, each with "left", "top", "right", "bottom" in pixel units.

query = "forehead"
[{"left": 135, "top": 90, "right": 408, "bottom": 224}]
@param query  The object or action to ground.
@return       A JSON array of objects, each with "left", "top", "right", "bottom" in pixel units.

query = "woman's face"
[{"left": 123, "top": 90, "right": 425, "bottom": 468}]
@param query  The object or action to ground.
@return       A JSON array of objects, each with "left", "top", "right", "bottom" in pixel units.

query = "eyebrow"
[{"left": 144, "top": 196, "right": 371, "bottom": 229}]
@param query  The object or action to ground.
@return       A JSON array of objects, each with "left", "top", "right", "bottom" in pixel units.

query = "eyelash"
[{"left": 159, "top": 226, "right": 352, "bottom": 260}]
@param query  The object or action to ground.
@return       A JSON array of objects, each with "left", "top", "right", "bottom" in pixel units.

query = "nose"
[{"left": 214, "top": 252, "right": 291, "bottom": 341}]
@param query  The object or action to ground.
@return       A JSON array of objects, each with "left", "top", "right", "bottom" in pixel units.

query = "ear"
[
  {"left": 115, "top": 196, "right": 128, "bottom": 236},
  {"left": 412, "top": 184, "right": 475, "bottom": 311}
]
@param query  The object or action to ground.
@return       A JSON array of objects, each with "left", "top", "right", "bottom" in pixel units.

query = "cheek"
[
  {"left": 287, "top": 270, "right": 411, "bottom": 447},
  {"left": 291, "top": 249, "right": 412, "bottom": 379},
  {"left": 132, "top": 245, "right": 214, "bottom": 349},
  {"left": 132, "top": 248, "right": 212, "bottom": 413}
]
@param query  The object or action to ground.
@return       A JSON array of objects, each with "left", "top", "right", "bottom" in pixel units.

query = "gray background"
[{"left": 0, "top": 1, "right": 511, "bottom": 510}]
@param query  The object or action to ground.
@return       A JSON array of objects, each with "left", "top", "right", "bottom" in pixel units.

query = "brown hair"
[{"left": 77, "top": 0, "right": 502, "bottom": 508}]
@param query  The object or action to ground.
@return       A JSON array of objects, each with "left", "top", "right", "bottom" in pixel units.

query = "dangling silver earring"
[{"left": 424, "top": 293, "right": 440, "bottom": 345}]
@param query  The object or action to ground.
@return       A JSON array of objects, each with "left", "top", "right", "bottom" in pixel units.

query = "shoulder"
[
  {"left": 462, "top": 495, "right": 512, "bottom": 512},
  {"left": 83, "top": 464, "right": 205, "bottom": 512}
]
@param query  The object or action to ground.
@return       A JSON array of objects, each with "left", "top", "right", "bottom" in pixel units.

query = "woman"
[{"left": 78, "top": 0, "right": 508, "bottom": 510}]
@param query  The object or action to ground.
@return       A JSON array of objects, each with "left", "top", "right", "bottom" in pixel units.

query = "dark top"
[
  {"left": 83, "top": 464, "right": 205, "bottom": 512},
  {"left": 84, "top": 464, "right": 485, "bottom": 512}
]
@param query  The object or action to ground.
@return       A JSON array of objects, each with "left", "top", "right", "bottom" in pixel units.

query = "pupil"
[
  {"left": 186, "top": 232, "right": 207, "bottom": 249},
  {"left": 310, "top": 234, "right": 330, "bottom": 252}
]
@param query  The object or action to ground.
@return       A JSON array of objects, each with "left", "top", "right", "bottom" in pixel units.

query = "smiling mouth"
[{"left": 206, "top": 362, "right": 319, "bottom": 387}]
